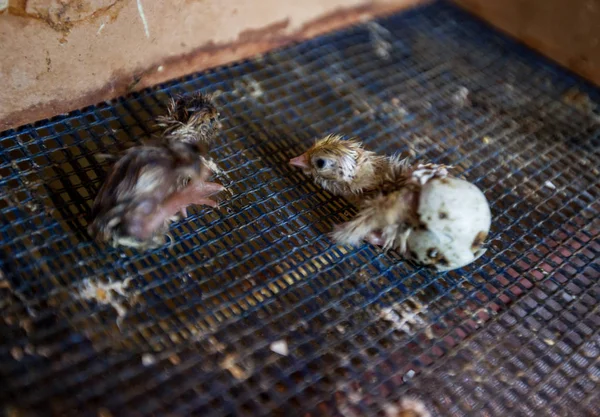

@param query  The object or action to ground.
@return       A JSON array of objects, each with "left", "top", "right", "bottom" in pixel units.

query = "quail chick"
[
  {"left": 290, "top": 136, "right": 491, "bottom": 271},
  {"left": 89, "top": 141, "right": 224, "bottom": 249},
  {"left": 89, "top": 93, "right": 225, "bottom": 249}
]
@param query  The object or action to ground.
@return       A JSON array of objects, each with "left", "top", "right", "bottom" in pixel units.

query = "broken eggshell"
[{"left": 406, "top": 176, "right": 491, "bottom": 271}]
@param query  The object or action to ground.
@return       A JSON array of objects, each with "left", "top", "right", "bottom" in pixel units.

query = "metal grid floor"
[{"left": 1, "top": 2, "right": 599, "bottom": 416}]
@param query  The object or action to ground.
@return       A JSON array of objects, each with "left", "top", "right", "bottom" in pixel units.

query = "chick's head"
[
  {"left": 158, "top": 93, "right": 222, "bottom": 144},
  {"left": 290, "top": 135, "right": 373, "bottom": 195},
  {"left": 180, "top": 93, "right": 220, "bottom": 128}
]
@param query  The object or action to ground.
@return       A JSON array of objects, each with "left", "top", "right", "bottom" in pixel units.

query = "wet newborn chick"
[
  {"left": 89, "top": 141, "right": 224, "bottom": 249},
  {"left": 290, "top": 136, "right": 491, "bottom": 271},
  {"left": 89, "top": 93, "right": 224, "bottom": 249}
]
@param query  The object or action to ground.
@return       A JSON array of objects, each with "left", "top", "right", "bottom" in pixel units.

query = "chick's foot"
[
  {"left": 133, "top": 180, "right": 224, "bottom": 241},
  {"left": 365, "top": 231, "right": 385, "bottom": 246}
]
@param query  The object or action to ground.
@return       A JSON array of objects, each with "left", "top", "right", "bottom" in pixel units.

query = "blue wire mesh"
[{"left": 1, "top": 2, "right": 599, "bottom": 416}]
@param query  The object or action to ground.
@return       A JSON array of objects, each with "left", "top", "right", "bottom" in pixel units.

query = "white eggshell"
[{"left": 406, "top": 177, "right": 491, "bottom": 271}]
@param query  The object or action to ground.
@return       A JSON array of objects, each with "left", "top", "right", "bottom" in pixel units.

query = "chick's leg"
[
  {"left": 332, "top": 191, "right": 415, "bottom": 251},
  {"left": 163, "top": 180, "right": 225, "bottom": 215},
  {"left": 365, "top": 231, "right": 385, "bottom": 246},
  {"left": 175, "top": 156, "right": 221, "bottom": 219},
  {"left": 133, "top": 180, "right": 224, "bottom": 241},
  {"left": 331, "top": 204, "right": 382, "bottom": 247}
]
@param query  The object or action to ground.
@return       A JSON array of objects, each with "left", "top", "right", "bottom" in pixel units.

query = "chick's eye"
[{"left": 315, "top": 158, "right": 326, "bottom": 169}]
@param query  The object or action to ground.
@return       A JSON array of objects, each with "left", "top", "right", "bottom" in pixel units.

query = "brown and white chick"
[
  {"left": 89, "top": 93, "right": 225, "bottom": 249},
  {"left": 290, "top": 136, "right": 491, "bottom": 271}
]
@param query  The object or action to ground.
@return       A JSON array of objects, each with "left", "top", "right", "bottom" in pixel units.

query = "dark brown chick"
[
  {"left": 89, "top": 93, "right": 225, "bottom": 249},
  {"left": 156, "top": 93, "right": 222, "bottom": 149},
  {"left": 89, "top": 141, "right": 224, "bottom": 249}
]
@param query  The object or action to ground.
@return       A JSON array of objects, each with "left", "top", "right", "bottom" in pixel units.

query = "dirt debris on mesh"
[
  {"left": 561, "top": 87, "right": 597, "bottom": 114},
  {"left": 451, "top": 86, "right": 470, "bottom": 107},
  {"left": 234, "top": 76, "right": 265, "bottom": 99},
  {"left": 96, "top": 408, "right": 114, "bottom": 417},
  {"left": 367, "top": 21, "right": 393, "bottom": 60},
  {"left": 71, "top": 277, "right": 134, "bottom": 318},
  {"left": 0, "top": 2, "right": 599, "bottom": 417},
  {"left": 138, "top": 353, "right": 155, "bottom": 367},
  {"left": 10, "top": 347, "right": 24, "bottom": 361},
  {"left": 220, "top": 353, "right": 253, "bottom": 380},
  {"left": 383, "top": 398, "right": 432, "bottom": 417},
  {"left": 269, "top": 339, "right": 289, "bottom": 356},
  {"left": 378, "top": 298, "right": 428, "bottom": 335}
]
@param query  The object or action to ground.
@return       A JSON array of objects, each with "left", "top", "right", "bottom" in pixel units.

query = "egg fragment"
[{"left": 406, "top": 177, "right": 491, "bottom": 271}]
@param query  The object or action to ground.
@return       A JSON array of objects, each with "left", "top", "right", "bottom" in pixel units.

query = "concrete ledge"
[{"left": 0, "top": 0, "right": 426, "bottom": 131}]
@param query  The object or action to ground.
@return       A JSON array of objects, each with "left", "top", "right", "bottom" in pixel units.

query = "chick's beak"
[{"left": 289, "top": 153, "right": 309, "bottom": 168}]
